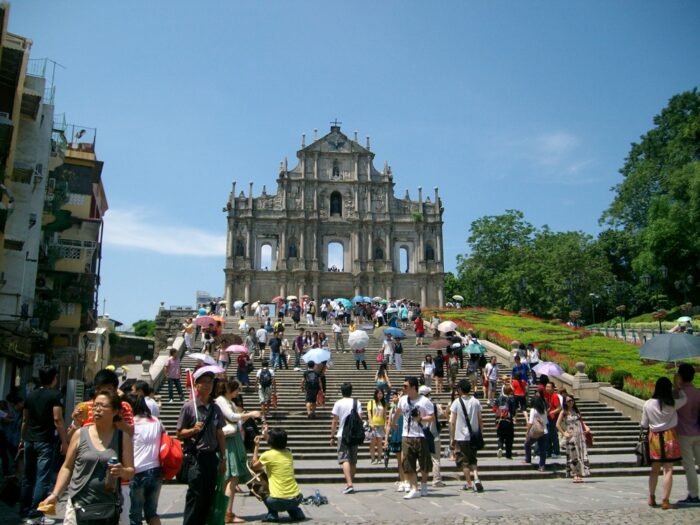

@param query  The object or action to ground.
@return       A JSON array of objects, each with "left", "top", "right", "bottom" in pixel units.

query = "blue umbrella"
[
  {"left": 302, "top": 348, "right": 332, "bottom": 364},
  {"left": 336, "top": 298, "right": 352, "bottom": 308},
  {"left": 639, "top": 333, "right": 700, "bottom": 362},
  {"left": 383, "top": 327, "right": 406, "bottom": 338},
  {"left": 362, "top": 296, "right": 372, "bottom": 303},
  {"left": 352, "top": 295, "right": 365, "bottom": 304}
]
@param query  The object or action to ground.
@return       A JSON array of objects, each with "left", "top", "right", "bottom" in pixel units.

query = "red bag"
[
  {"left": 316, "top": 390, "right": 325, "bottom": 406},
  {"left": 271, "top": 392, "right": 278, "bottom": 409},
  {"left": 159, "top": 432, "right": 183, "bottom": 480}
]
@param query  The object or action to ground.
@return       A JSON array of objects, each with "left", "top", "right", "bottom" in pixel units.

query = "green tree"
[{"left": 132, "top": 319, "right": 156, "bottom": 337}]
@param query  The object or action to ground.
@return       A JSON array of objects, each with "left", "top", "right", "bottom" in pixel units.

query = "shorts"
[
  {"left": 370, "top": 426, "right": 386, "bottom": 439},
  {"left": 416, "top": 331, "right": 425, "bottom": 337},
  {"left": 305, "top": 389, "right": 319, "bottom": 403},
  {"left": 337, "top": 441, "right": 359, "bottom": 464},
  {"left": 259, "top": 386, "right": 273, "bottom": 403},
  {"left": 514, "top": 395, "right": 527, "bottom": 411},
  {"left": 401, "top": 437, "right": 431, "bottom": 474},
  {"left": 454, "top": 440, "right": 478, "bottom": 468},
  {"left": 434, "top": 369, "right": 444, "bottom": 378},
  {"left": 258, "top": 342, "right": 266, "bottom": 351},
  {"left": 488, "top": 379, "right": 497, "bottom": 390}
]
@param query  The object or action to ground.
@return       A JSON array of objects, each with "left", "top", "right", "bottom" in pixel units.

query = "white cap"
[{"left": 418, "top": 385, "right": 431, "bottom": 395}]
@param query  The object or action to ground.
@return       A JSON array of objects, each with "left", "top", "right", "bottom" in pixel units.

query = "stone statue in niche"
[
  {"left": 288, "top": 242, "right": 298, "bottom": 258},
  {"left": 332, "top": 159, "right": 341, "bottom": 179}
]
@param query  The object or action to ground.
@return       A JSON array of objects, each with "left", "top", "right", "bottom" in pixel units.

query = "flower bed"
[{"left": 430, "top": 308, "right": 698, "bottom": 399}]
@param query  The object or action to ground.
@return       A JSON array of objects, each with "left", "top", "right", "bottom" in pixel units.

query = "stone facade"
[{"left": 223, "top": 125, "right": 445, "bottom": 306}]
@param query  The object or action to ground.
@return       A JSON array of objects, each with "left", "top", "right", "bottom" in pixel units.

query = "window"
[
  {"left": 67, "top": 193, "right": 86, "bottom": 205},
  {"left": 400, "top": 247, "right": 409, "bottom": 273},
  {"left": 234, "top": 239, "right": 245, "bottom": 257},
  {"left": 327, "top": 242, "right": 344, "bottom": 271},
  {"left": 288, "top": 240, "right": 298, "bottom": 258},
  {"left": 60, "top": 303, "right": 77, "bottom": 315},
  {"left": 374, "top": 243, "right": 384, "bottom": 260},
  {"left": 330, "top": 191, "right": 342, "bottom": 216},
  {"left": 260, "top": 244, "right": 272, "bottom": 270},
  {"left": 425, "top": 243, "right": 435, "bottom": 261}
]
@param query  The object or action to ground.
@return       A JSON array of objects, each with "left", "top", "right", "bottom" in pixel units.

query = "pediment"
[{"left": 300, "top": 126, "right": 372, "bottom": 156}]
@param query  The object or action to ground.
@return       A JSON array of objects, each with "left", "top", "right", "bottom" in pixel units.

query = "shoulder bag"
[
  {"left": 458, "top": 398, "right": 484, "bottom": 450},
  {"left": 529, "top": 411, "right": 546, "bottom": 440},
  {"left": 177, "top": 405, "right": 214, "bottom": 483},
  {"left": 408, "top": 397, "right": 435, "bottom": 453}
]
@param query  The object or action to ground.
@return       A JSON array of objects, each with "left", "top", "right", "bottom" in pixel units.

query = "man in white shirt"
[
  {"left": 332, "top": 318, "right": 346, "bottom": 353},
  {"left": 256, "top": 325, "right": 268, "bottom": 359},
  {"left": 483, "top": 356, "right": 499, "bottom": 406},
  {"left": 450, "top": 379, "right": 484, "bottom": 492},
  {"left": 392, "top": 376, "right": 434, "bottom": 499},
  {"left": 330, "top": 382, "right": 362, "bottom": 494}
]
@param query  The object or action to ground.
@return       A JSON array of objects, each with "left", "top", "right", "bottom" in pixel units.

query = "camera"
[{"left": 411, "top": 407, "right": 421, "bottom": 418}]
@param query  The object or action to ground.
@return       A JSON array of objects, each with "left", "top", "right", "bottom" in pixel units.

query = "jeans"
[
  {"left": 497, "top": 420, "right": 514, "bottom": 458},
  {"left": 271, "top": 352, "right": 281, "bottom": 370},
  {"left": 20, "top": 440, "right": 55, "bottom": 518},
  {"left": 130, "top": 467, "right": 162, "bottom": 525},
  {"left": 264, "top": 494, "right": 305, "bottom": 520},
  {"left": 394, "top": 353, "right": 403, "bottom": 371},
  {"left": 679, "top": 434, "right": 700, "bottom": 498},
  {"left": 546, "top": 418, "right": 560, "bottom": 456},
  {"left": 184, "top": 451, "right": 218, "bottom": 525},
  {"left": 524, "top": 435, "right": 548, "bottom": 468},
  {"left": 168, "top": 378, "right": 184, "bottom": 401},
  {"left": 294, "top": 351, "right": 301, "bottom": 368}
]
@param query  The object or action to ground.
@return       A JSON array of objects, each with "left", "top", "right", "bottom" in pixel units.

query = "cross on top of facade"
[{"left": 330, "top": 118, "right": 342, "bottom": 128}]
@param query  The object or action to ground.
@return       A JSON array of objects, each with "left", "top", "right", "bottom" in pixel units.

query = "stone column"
[
  {"left": 312, "top": 280, "right": 319, "bottom": 302},
  {"left": 244, "top": 280, "right": 251, "bottom": 307},
  {"left": 246, "top": 224, "right": 254, "bottom": 269},
  {"left": 278, "top": 227, "right": 286, "bottom": 270},
  {"left": 226, "top": 220, "right": 233, "bottom": 258},
  {"left": 421, "top": 285, "right": 427, "bottom": 307},
  {"left": 298, "top": 282, "right": 305, "bottom": 302},
  {"left": 279, "top": 282, "right": 286, "bottom": 299},
  {"left": 385, "top": 284, "right": 392, "bottom": 301},
  {"left": 437, "top": 285, "right": 444, "bottom": 308},
  {"left": 314, "top": 153, "right": 319, "bottom": 180},
  {"left": 299, "top": 229, "right": 305, "bottom": 270},
  {"left": 355, "top": 284, "right": 361, "bottom": 297}
]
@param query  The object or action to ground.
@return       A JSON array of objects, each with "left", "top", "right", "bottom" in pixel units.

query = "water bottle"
[
  {"left": 105, "top": 456, "right": 118, "bottom": 491},
  {"left": 314, "top": 489, "right": 321, "bottom": 506}
]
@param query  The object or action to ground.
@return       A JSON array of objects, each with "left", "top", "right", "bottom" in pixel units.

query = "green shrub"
[{"left": 609, "top": 370, "right": 630, "bottom": 390}]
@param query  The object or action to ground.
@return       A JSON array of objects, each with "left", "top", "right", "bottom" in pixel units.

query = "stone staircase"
[{"left": 156, "top": 315, "right": 657, "bottom": 484}]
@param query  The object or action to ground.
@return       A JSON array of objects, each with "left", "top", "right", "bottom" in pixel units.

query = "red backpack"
[{"left": 159, "top": 432, "right": 183, "bottom": 480}]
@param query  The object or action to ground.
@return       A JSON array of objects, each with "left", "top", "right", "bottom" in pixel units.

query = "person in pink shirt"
[
  {"left": 166, "top": 348, "right": 185, "bottom": 402},
  {"left": 675, "top": 363, "right": 700, "bottom": 505}
]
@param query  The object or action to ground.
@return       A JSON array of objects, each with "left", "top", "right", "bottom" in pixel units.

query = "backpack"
[
  {"left": 309, "top": 304, "right": 316, "bottom": 314},
  {"left": 259, "top": 369, "right": 273, "bottom": 388},
  {"left": 342, "top": 400, "right": 365, "bottom": 447},
  {"left": 274, "top": 321, "right": 284, "bottom": 333},
  {"left": 495, "top": 397, "right": 511, "bottom": 420},
  {"left": 159, "top": 432, "right": 184, "bottom": 480},
  {"left": 305, "top": 370, "right": 319, "bottom": 389}
]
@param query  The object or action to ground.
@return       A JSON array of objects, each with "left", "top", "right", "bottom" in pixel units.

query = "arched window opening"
[
  {"left": 288, "top": 240, "right": 298, "bottom": 258},
  {"left": 330, "top": 191, "right": 342, "bottom": 216},
  {"left": 328, "top": 242, "right": 344, "bottom": 271},
  {"left": 234, "top": 239, "right": 245, "bottom": 257},
  {"left": 425, "top": 243, "right": 435, "bottom": 261},
  {"left": 400, "top": 247, "right": 409, "bottom": 273},
  {"left": 374, "top": 242, "right": 384, "bottom": 260},
  {"left": 260, "top": 244, "right": 272, "bottom": 270}
]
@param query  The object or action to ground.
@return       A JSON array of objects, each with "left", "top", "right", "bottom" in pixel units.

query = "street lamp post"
[{"left": 589, "top": 293, "right": 599, "bottom": 325}]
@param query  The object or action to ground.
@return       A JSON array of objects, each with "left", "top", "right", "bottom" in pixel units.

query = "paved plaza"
[{"left": 5, "top": 475, "right": 698, "bottom": 524}]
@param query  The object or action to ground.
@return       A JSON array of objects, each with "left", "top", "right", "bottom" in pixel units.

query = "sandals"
[
  {"left": 225, "top": 512, "right": 245, "bottom": 523},
  {"left": 661, "top": 499, "right": 677, "bottom": 510},
  {"left": 648, "top": 495, "right": 657, "bottom": 507}
]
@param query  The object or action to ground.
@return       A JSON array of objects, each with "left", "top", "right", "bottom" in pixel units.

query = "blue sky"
[{"left": 10, "top": 1, "right": 699, "bottom": 327}]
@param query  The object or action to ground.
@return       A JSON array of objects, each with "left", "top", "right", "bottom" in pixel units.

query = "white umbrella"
[
  {"left": 533, "top": 361, "right": 565, "bottom": 377},
  {"left": 438, "top": 320, "right": 458, "bottom": 333},
  {"left": 348, "top": 330, "right": 370, "bottom": 350},
  {"left": 287, "top": 295, "right": 298, "bottom": 301},
  {"left": 452, "top": 294, "right": 464, "bottom": 302},
  {"left": 372, "top": 296, "right": 383, "bottom": 302},
  {"left": 677, "top": 316, "right": 692, "bottom": 323},
  {"left": 302, "top": 348, "right": 332, "bottom": 364},
  {"left": 187, "top": 353, "right": 217, "bottom": 366},
  {"left": 218, "top": 300, "right": 228, "bottom": 304},
  {"left": 233, "top": 300, "right": 244, "bottom": 309},
  {"left": 251, "top": 301, "right": 260, "bottom": 309},
  {"left": 385, "top": 306, "right": 399, "bottom": 314}
]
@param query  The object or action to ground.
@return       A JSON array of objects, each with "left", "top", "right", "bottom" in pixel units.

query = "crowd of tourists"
[{"left": 4, "top": 299, "right": 699, "bottom": 525}]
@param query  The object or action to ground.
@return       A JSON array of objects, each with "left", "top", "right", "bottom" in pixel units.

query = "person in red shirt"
[
  {"left": 511, "top": 372, "right": 528, "bottom": 420},
  {"left": 68, "top": 368, "right": 134, "bottom": 439},
  {"left": 414, "top": 317, "right": 425, "bottom": 346},
  {"left": 543, "top": 383, "right": 561, "bottom": 458}
]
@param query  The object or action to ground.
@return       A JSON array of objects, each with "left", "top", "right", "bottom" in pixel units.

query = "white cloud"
[
  {"left": 103, "top": 208, "right": 226, "bottom": 256},
  {"left": 533, "top": 132, "right": 579, "bottom": 166}
]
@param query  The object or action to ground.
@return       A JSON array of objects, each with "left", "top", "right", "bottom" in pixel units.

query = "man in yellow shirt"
[{"left": 252, "top": 428, "right": 305, "bottom": 522}]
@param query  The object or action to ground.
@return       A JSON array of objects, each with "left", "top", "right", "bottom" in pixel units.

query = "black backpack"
[
  {"left": 342, "top": 400, "right": 365, "bottom": 447},
  {"left": 259, "top": 369, "right": 273, "bottom": 388}
]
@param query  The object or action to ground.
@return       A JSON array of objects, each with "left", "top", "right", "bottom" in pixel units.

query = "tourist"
[
  {"left": 447, "top": 350, "right": 460, "bottom": 392},
  {"left": 176, "top": 367, "right": 226, "bottom": 525},
  {"left": 393, "top": 376, "right": 434, "bottom": 499},
  {"left": 132, "top": 381, "right": 160, "bottom": 417},
  {"left": 216, "top": 344, "right": 230, "bottom": 371},
  {"left": 512, "top": 355, "right": 531, "bottom": 384},
  {"left": 494, "top": 384, "right": 516, "bottom": 459},
  {"left": 393, "top": 337, "right": 404, "bottom": 371},
  {"left": 315, "top": 361, "right": 328, "bottom": 407},
  {"left": 354, "top": 344, "right": 367, "bottom": 370},
  {"left": 419, "top": 385, "right": 445, "bottom": 487},
  {"left": 421, "top": 354, "right": 435, "bottom": 388},
  {"left": 375, "top": 363, "right": 392, "bottom": 400},
  {"left": 280, "top": 336, "right": 291, "bottom": 370},
  {"left": 125, "top": 393, "right": 163, "bottom": 525},
  {"left": 40, "top": 390, "right": 135, "bottom": 525},
  {"left": 236, "top": 351, "right": 252, "bottom": 391},
  {"left": 465, "top": 353, "right": 479, "bottom": 394},
  {"left": 511, "top": 372, "right": 528, "bottom": 417},
  {"left": 245, "top": 327, "right": 258, "bottom": 358},
  {"left": 527, "top": 343, "right": 540, "bottom": 383},
  {"left": 381, "top": 334, "right": 394, "bottom": 365},
  {"left": 254, "top": 303, "right": 262, "bottom": 323},
  {"left": 251, "top": 428, "right": 305, "bottom": 522},
  {"left": 256, "top": 325, "right": 268, "bottom": 360},
  {"left": 301, "top": 360, "right": 321, "bottom": 418},
  {"left": 215, "top": 379, "right": 260, "bottom": 523},
  {"left": 256, "top": 360, "right": 276, "bottom": 418},
  {"left": 330, "top": 382, "right": 362, "bottom": 494},
  {"left": 269, "top": 332, "right": 282, "bottom": 370},
  {"left": 449, "top": 379, "right": 483, "bottom": 492},
  {"left": 399, "top": 304, "right": 409, "bottom": 329},
  {"left": 642, "top": 376, "right": 687, "bottom": 510},
  {"left": 384, "top": 389, "right": 407, "bottom": 491},
  {"left": 320, "top": 302, "right": 328, "bottom": 324},
  {"left": 318, "top": 331, "right": 329, "bottom": 349},
  {"left": 264, "top": 318, "right": 273, "bottom": 334},
  {"left": 165, "top": 349, "right": 185, "bottom": 403},
  {"left": 182, "top": 318, "right": 194, "bottom": 352},
  {"left": 293, "top": 328, "right": 305, "bottom": 371},
  {"left": 306, "top": 301, "right": 316, "bottom": 326},
  {"left": 375, "top": 308, "right": 384, "bottom": 327},
  {"left": 543, "top": 383, "right": 562, "bottom": 458},
  {"left": 20, "top": 367, "right": 68, "bottom": 523},
  {"left": 556, "top": 396, "right": 590, "bottom": 483},
  {"left": 290, "top": 301, "right": 302, "bottom": 330},
  {"left": 523, "top": 392, "right": 548, "bottom": 472},
  {"left": 433, "top": 349, "right": 445, "bottom": 393},
  {"left": 332, "top": 318, "right": 346, "bottom": 353},
  {"left": 484, "top": 356, "right": 499, "bottom": 406},
  {"left": 675, "top": 363, "right": 700, "bottom": 505},
  {"left": 238, "top": 316, "right": 248, "bottom": 335},
  {"left": 367, "top": 388, "right": 387, "bottom": 464},
  {"left": 414, "top": 316, "right": 425, "bottom": 346}
]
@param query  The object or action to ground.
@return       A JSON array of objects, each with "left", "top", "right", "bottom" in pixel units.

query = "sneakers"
[
  {"left": 395, "top": 481, "right": 408, "bottom": 492},
  {"left": 403, "top": 488, "right": 420, "bottom": 499},
  {"left": 462, "top": 484, "right": 474, "bottom": 492},
  {"left": 168, "top": 398, "right": 174, "bottom": 403},
  {"left": 677, "top": 495, "right": 700, "bottom": 505},
  {"left": 474, "top": 481, "right": 484, "bottom": 493},
  {"left": 432, "top": 481, "right": 446, "bottom": 487},
  {"left": 497, "top": 448, "right": 502, "bottom": 459},
  {"left": 420, "top": 483, "right": 428, "bottom": 497},
  {"left": 342, "top": 486, "right": 355, "bottom": 495}
]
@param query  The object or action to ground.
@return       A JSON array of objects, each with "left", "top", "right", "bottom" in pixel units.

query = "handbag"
[
  {"left": 634, "top": 427, "right": 650, "bottom": 467},
  {"left": 579, "top": 419, "right": 593, "bottom": 448},
  {"left": 407, "top": 398, "right": 435, "bottom": 454},
  {"left": 316, "top": 390, "right": 325, "bottom": 406},
  {"left": 206, "top": 473, "right": 229, "bottom": 525},
  {"left": 528, "top": 412, "right": 546, "bottom": 440},
  {"left": 74, "top": 501, "right": 120, "bottom": 525},
  {"left": 458, "top": 398, "right": 484, "bottom": 450},
  {"left": 246, "top": 464, "right": 270, "bottom": 502}
]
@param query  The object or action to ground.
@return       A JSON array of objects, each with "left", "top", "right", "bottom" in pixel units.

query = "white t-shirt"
[
  {"left": 145, "top": 397, "right": 160, "bottom": 417},
  {"left": 397, "top": 395, "right": 434, "bottom": 438},
  {"left": 529, "top": 348, "right": 539, "bottom": 363},
  {"left": 332, "top": 397, "right": 363, "bottom": 439},
  {"left": 256, "top": 329, "right": 268, "bottom": 344},
  {"left": 422, "top": 361, "right": 435, "bottom": 376},
  {"left": 449, "top": 396, "right": 482, "bottom": 441},
  {"left": 485, "top": 363, "right": 499, "bottom": 382},
  {"left": 133, "top": 416, "right": 163, "bottom": 473},
  {"left": 528, "top": 409, "right": 548, "bottom": 435},
  {"left": 238, "top": 319, "right": 249, "bottom": 332},
  {"left": 332, "top": 323, "right": 343, "bottom": 334},
  {"left": 382, "top": 340, "right": 394, "bottom": 356}
]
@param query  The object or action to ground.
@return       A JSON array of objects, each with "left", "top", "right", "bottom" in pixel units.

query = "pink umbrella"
[
  {"left": 270, "top": 296, "right": 284, "bottom": 303},
  {"left": 195, "top": 316, "right": 216, "bottom": 327},
  {"left": 224, "top": 344, "right": 249, "bottom": 353}
]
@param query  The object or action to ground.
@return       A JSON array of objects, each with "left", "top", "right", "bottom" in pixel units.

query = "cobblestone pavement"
[{"left": 4, "top": 475, "right": 699, "bottom": 524}]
